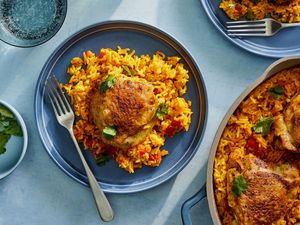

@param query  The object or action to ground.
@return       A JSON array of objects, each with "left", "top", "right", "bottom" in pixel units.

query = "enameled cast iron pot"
[{"left": 181, "top": 56, "right": 300, "bottom": 225}]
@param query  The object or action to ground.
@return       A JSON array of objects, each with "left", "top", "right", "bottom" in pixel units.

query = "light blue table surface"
[{"left": 0, "top": 0, "right": 275, "bottom": 224}]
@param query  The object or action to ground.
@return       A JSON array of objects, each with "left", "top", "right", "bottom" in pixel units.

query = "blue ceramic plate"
[
  {"left": 200, "top": 0, "right": 300, "bottom": 58},
  {"left": 34, "top": 21, "right": 207, "bottom": 194}
]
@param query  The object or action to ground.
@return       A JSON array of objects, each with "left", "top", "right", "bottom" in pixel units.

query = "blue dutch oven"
[{"left": 181, "top": 56, "right": 300, "bottom": 225}]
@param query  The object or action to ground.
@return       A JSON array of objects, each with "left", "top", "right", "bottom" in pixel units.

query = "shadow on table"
[
  {"left": 0, "top": 45, "right": 38, "bottom": 101},
  {"left": 154, "top": 0, "right": 220, "bottom": 48},
  {"left": 175, "top": 165, "right": 214, "bottom": 225},
  {"left": 150, "top": 164, "right": 213, "bottom": 225},
  {"left": 106, "top": 159, "right": 213, "bottom": 225},
  {"left": 152, "top": 0, "right": 215, "bottom": 222},
  {"left": 105, "top": 177, "right": 176, "bottom": 225},
  {"left": 63, "top": 0, "right": 121, "bottom": 31}
]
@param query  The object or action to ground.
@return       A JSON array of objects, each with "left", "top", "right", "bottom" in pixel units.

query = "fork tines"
[
  {"left": 47, "top": 75, "right": 71, "bottom": 116},
  {"left": 226, "top": 20, "right": 267, "bottom": 37}
]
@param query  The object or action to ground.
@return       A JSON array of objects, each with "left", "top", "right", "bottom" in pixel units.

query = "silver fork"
[
  {"left": 47, "top": 75, "right": 114, "bottom": 222},
  {"left": 226, "top": 18, "right": 300, "bottom": 37}
]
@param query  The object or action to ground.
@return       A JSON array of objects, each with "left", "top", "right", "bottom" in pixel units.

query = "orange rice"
[
  {"left": 63, "top": 47, "right": 192, "bottom": 173},
  {"left": 214, "top": 67, "right": 300, "bottom": 224},
  {"left": 219, "top": 0, "right": 300, "bottom": 22}
]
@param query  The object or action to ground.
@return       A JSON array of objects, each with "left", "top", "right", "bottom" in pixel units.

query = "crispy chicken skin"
[
  {"left": 233, "top": 155, "right": 298, "bottom": 225},
  {"left": 90, "top": 74, "right": 158, "bottom": 149},
  {"left": 237, "top": 172, "right": 289, "bottom": 225},
  {"left": 274, "top": 93, "right": 300, "bottom": 152}
]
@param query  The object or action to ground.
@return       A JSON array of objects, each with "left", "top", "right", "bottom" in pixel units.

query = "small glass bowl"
[
  {"left": 0, "top": 100, "right": 28, "bottom": 180},
  {"left": 0, "top": 0, "right": 67, "bottom": 47}
]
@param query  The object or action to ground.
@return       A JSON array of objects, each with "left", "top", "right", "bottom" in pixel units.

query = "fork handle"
[
  {"left": 281, "top": 23, "right": 300, "bottom": 28},
  {"left": 69, "top": 130, "right": 114, "bottom": 222}
]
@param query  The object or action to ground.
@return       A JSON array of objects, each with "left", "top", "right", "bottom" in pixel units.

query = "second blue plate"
[{"left": 201, "top": 0, "right": 300, "bottom": 58}]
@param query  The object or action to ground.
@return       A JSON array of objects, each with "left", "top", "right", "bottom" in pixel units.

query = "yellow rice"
[
  {"left": 219, "top": 0, "right": 300, "bottom": 22},
  {"left": 63, "top": 47, "right": 192, "bottom": 173},
  {"left": 214, "top": 67, "right": 300, "bottom": 224}
]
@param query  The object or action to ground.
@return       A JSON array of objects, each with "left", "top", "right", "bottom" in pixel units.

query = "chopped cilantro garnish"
[
  {"left": 0, "top": 105, "right": 14, "bottom": 119},
  {"left": 103, "top": 126, "right": 117, "bottom": 140},
  {"left": 122, "top": 65, "right": 136, "bottom": 77},
  {"left": 0, "top": 133, "right": 10, "bottom": 155},
  {"left": 228, "top": 2, "right": 235, "bottom": 8},
  {"left": 232, "top": 175, "right": 248, "bottom": 196},
  {"left": 3, "top": 120, "right": 23, "bottom": 136},
  {"left": 156, "top": 103, "right": 168, "bottom": 120},
  {"left": 253, "top": 117, "right": 274, "bottom": 136},
  {"left": 246, "top": 11, "right": 255, "bottom": 20},
  {"left": 99, "top": 75, "right": 116, "bottom": 94},
  {"left": 96, "top": 154, "right": 111, "bottom": 167},
  {"left": 269, "top": 85, "right": 284, "bottom": 99},
  {"left": 0, "top": 104, "right": 23, "bottom": 155}
]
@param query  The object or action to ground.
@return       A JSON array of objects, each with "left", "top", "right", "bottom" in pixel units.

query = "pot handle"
[{"left": 181, "top": 184, "right": 207, "bottom": 225}]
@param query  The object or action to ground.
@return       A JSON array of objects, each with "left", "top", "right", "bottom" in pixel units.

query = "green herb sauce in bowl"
[{"left": 0, "top": 100, "right": 28, "bottom": 179}]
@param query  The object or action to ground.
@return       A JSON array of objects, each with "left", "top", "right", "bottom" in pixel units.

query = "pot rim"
[{"left": 206, "top": 56, "right": 300, "bottom": 225}]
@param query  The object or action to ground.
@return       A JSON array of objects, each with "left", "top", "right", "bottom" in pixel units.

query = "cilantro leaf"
[
  {"left": 103, "top": 126, "right": 117, "bottom": 140},
  {"left": 232, "top": 175, "right": 248, "bottom": 196},
  {"left": 246, "top": 11, "right": 255, "bottom": 20},
  {"left": 0, "top": 120, "right": 9, "bottom": 129},
  {"left": 228, "top": 2, "right": 235, "bottom": 8},
  {"left": 4, "top": 120, "right": 23, "bottom": 136},
  {"left": 269, "top": 85, "right": 284, "bottom": 99},
  {"left": 99, "top": 75, "right": 116, "bottom": 94},
  {"left": 0, "top": 105, "right": 14, "bottom": 119},
  {"left": 122, "top": 65, "right": 136, "bottom": 77},
  {"left": 0, "top": 132, "right": 11, "bottom": 155},
  {"left": 96, "top": 154, "right": 111, "bottom": 167},
  {"left": 0, "top": 104, "right": 23, "bottom": 156},
  {"left": 156, "top": 103, "right": 168, "bottom": 120},
  {"left": 253, "top": 117, "right": 274, "bottom": 136}
]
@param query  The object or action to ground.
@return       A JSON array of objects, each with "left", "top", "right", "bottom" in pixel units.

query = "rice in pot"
[
  {"left": 214, "top": 67, "right": 300, "bottom": 224},
  {"left": 219, "top": 0, "right": 300, "bottom": 22}
]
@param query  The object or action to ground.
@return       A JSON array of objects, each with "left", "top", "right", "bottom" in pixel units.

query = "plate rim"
[
  {"left": 200, "top": 0, "right": 300, "bottom": 58},
  {"left": 34, "top": 20, "right": 208, "bottom": 194}
]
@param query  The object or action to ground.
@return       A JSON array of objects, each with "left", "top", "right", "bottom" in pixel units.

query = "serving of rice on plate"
[
  {"left": 63, "top": 47, "right": 192, "bottom": 173},
  {"left": 214, "top": 66, "right": 300, "bottom": 224},
  {"left": 219, "top": 0, "right": 300, "bottom": 22}
]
